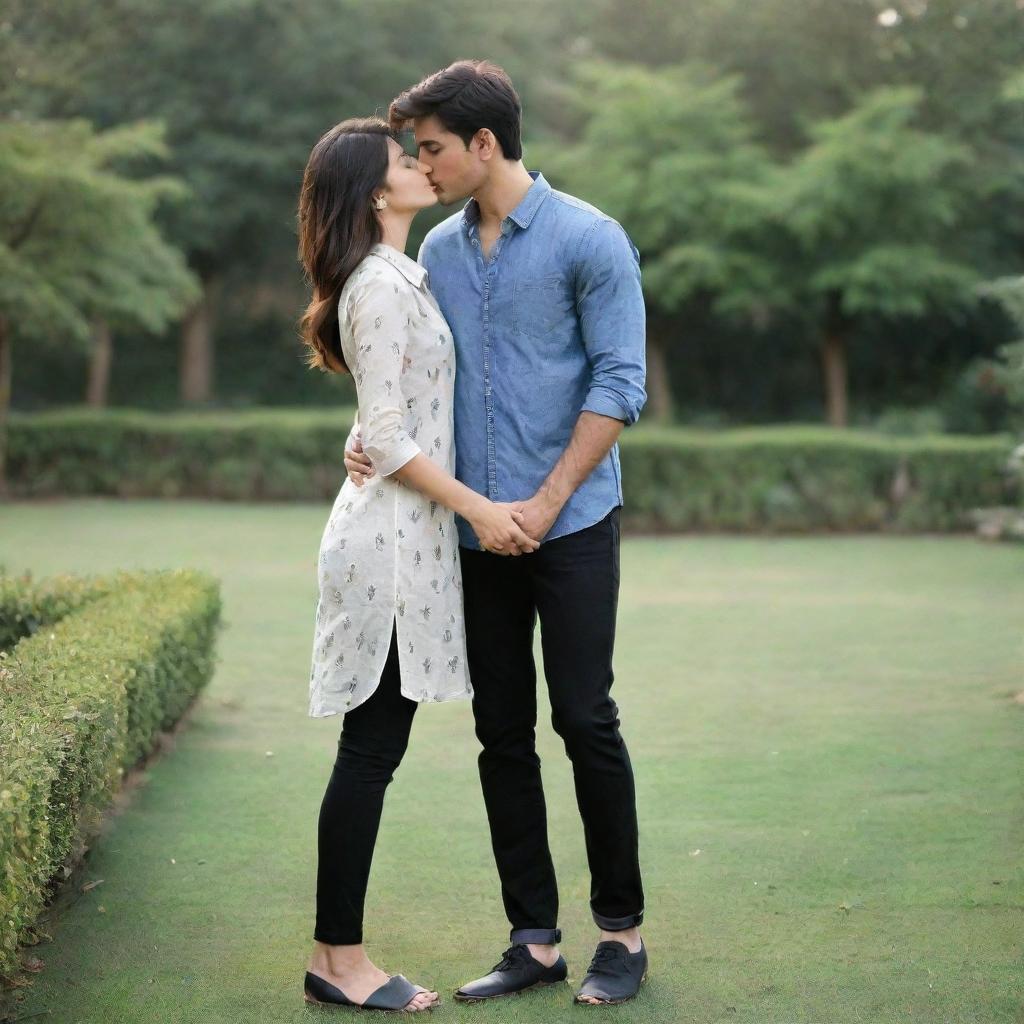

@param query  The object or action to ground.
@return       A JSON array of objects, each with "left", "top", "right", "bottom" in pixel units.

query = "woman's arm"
[
  {"left": 347, "top": 277, "right": 536, "bottom": 555},
  {"left": 392, "top": 454, "right": 538, "bottom": 555}
]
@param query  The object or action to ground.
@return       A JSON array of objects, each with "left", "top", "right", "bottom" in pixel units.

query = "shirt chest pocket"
[{"left": 513, "top": 274, "right": 573, "bottom": 341}]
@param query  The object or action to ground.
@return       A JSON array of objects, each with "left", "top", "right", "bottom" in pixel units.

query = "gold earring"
[{"left": 372, "top": 195, "right": 388, "bottom": 211}]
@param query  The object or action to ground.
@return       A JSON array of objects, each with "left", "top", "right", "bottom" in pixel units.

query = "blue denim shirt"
[{"left": 418, "top": 172, "right": 647, "bottom": 548}]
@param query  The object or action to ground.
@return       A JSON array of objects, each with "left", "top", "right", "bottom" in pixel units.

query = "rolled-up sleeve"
[
  {"left": 345, "top": 278, "right": 421, "bottom": 477},
  {"left": 576, "top": 219, "right": 647, "bottom": 426}
]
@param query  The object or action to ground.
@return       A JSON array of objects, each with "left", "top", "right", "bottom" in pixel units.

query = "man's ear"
[{"left": 472, "top": 128, "right": 497, "bottom": 162}]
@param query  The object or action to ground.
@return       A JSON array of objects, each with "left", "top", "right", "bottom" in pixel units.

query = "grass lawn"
[{"left": 1, "top": 500, "right": 1021, "bottom": 1024}]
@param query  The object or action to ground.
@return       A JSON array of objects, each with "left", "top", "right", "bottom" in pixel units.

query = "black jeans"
[
  {"left": 313, "top": 626, "right": 417, "bottom": 945},
  {"left": 459, "top": 506, "right": 644, "bottom": 943}
]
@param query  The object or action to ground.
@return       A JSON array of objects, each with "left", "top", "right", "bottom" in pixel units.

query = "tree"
[
  {"left": 979, "top": 276, "right": 1024, "bottom": 430},
  {"left": 769, "top": 86, "right": 978, "bottom": 426},
  {"left": 5, "top": 0, "right": 574, "bottom": 406},
  {"left": 543, "top": 61, "right": 775, "bottom": 423},
  {"left": 0, "top": 118, "right": 197, "bottom": 488},
  {"left": 581, "top": 0, "right": 885, "bottom": 155}
]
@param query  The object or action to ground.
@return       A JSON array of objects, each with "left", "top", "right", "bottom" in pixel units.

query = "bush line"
[
  {"left": 0, "top": 570, "right": 222, "bottom": 981},
  {"left": 7, "top": 409, "right": 1017, "bottom": 530}
]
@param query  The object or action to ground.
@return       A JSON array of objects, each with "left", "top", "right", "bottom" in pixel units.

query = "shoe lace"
[
  {"left": 492, "top": 944, "right": 532, "bottom": 974},
  {"left": 587, "top": 945, "right": 626, "bottom": 976}
]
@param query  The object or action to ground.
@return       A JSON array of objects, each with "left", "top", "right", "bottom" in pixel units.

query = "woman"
[{"left": 296, "top": 117, "right": 538, "bottom": 1013}]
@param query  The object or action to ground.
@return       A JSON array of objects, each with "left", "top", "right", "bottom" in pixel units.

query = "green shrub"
[
  {"left": 619, "top": 426, "right": 1014, "bottom": 531},
  {"left": 0, "top": 570, "right": 221, "bottom": 981},
  {"left": 0, "top": 574, "right": 115, "bottom": 652},
  {"left": 6, "top": 408, "right": 1017, "bottom": 531},
  {"left": 873, "top": 405, "right": 946, "bottom": 437}
]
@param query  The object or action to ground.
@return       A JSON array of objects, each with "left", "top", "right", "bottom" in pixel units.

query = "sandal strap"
[{"left": 363, "top": 973, "right": 421, "bottom": 1010}]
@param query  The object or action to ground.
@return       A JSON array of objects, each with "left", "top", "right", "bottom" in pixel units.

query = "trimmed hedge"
[
  {"left": 6, "top": 408, "right": 1018, "bottom": 530},
  {"left": 0, "top": 573, "right": 115, "bottom": 653},
  {"left": 622, "top": 425, "right": 1016, "bottom": 531},
  {"left": 7, "top": 408, "right": 355, "bottom": 501},
  {"left": 0, "top": 570, "right": 221, "bottom": 981}
]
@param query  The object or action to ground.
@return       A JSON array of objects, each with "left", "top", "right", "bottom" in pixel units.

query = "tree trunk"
[
  {"left": 645, "top": 331, "right": 674, "bottom": 425},
  {"left": 0, "top": 316, "right": 11, "bottom": 497},
  {"left": 179, "top": 275, "right": 220, "bottom": 405},
  {"left": 86, "top": 318, "right": 113, "bottom": 408},
  {"left": 820, "top": 331, "right": 848, "bottom": 427},
  {"left": 820, "top": 292, "right": 850, "bottom": 427}
]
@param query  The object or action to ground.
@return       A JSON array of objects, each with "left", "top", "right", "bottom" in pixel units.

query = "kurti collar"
[{"left": 368, "top": 243, "right": 428, "bottom": 289}]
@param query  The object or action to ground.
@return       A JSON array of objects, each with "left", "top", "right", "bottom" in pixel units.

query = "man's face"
[{"left": 412, "top": 114, "right": 488, "bottom": 206}]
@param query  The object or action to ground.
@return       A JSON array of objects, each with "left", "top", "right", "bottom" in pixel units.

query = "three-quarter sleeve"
[
  {"left": 576, "top": 219, "right": 648, "bottom": 426},
  {"left": 345, "top": 276, "right": 421, "bottom": 477}
]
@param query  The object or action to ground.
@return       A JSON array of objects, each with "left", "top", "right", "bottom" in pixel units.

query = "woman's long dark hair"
[{"left": 297, "top": 117, "right": 395, "bottom": 373}]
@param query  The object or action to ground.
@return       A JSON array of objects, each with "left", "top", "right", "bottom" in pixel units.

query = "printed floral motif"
[{"left": 308, "top": 244, "right": 472, "bottom": 719}]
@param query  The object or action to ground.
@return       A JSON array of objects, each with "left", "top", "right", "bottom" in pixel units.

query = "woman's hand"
[{"left": 468, "top": 498, "right": 540, "bottom": 556}]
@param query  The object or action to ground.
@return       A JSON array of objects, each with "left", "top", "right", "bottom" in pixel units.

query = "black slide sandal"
[{"left": 304, "top": 971, "right": 436, "bottom": 1012}]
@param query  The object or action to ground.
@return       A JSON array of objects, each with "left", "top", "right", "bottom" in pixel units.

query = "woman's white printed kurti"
[{"left": 308, "top": 243, "right": 472, "bottom": 718}]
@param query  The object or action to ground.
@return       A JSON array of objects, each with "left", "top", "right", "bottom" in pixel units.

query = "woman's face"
[{"left": 380, "top": 137, "right": 437, "bottom": 213}]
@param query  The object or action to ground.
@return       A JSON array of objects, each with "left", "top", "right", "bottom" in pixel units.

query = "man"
[{"left": 344, "top": 59, "right": 648, "bottom": 1006}]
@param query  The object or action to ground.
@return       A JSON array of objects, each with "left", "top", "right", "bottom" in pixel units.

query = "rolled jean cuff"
[
  {"left": 592, "top": 909, "right": 644, "bottom": 930},
  {"left": 510, "top": 927, "right": 562, "bottom": 945}
]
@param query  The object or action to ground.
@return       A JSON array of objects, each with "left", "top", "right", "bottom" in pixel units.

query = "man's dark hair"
[{"left": 389, "top": 60, "right": 522, "bottom": 161}]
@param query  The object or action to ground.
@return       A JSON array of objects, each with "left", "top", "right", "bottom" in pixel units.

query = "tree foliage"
[
  {"left": 0, "top": 118, "right": 197, "bottom": 346},
  {"left": 546, "top": 61, "right": 775, "bottom": 315}
]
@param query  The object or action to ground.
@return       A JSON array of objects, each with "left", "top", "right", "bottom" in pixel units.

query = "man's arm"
[
  {"left": 517, "top": 219, "right": 647, "bottom": 542},
  {"left": 517, "top": 412, "right": 625, "bottom": 540}
]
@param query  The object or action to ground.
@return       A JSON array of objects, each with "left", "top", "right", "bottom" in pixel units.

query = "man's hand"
[
  {"left": 344, "top": 434, "right": 374, "bottom": 487},
  {"left": 516, "top": 492, "right": 562, "bottom": 544},
  {"left": 471, "top": 501, "right": 537, "bottom": 556}
]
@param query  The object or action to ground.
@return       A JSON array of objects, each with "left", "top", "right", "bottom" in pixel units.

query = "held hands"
[
  {"left": 341, "top": 433, "right": 539, "bottom": 556},
  {"left": 468, "top": 499, "right": 539, "bottom": 557}
]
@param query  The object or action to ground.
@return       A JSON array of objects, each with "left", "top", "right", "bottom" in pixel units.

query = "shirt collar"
[
  {"left": 461, "top": 171, "right": 551, "bottom": 233},
  {"left": 368, "top": 243, "right": 428, "bottom": 289}
]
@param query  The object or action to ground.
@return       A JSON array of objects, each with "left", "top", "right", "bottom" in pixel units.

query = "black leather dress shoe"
[
  {"left": 453, "top": 943, "right": 568, "bottom": 1002},
  {"left": 574, "top": 940, "right": 648, "bottom": 1004}
]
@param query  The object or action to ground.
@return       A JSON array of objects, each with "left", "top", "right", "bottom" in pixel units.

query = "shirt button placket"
[{"left": 475, "top": 232, "right": 500, "bottom": 502}]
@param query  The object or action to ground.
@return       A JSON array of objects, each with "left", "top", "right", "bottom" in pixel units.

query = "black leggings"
[{"left": 313, "top": 625, "right": 417, "bottom": 945}]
